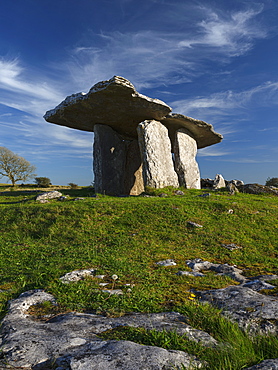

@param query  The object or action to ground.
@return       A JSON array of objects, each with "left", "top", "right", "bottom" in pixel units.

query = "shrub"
[
  {"left": 265, "top": 177, "right": 278, "bottom": 187},
  {"left": 34, "top": 177, "right": 52, "bottom": 188},
  {"left": 68, "top": 182, "right": 78, "bottom": 189}
]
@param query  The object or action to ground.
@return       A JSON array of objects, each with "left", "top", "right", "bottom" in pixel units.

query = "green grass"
[{"left": 0, "top": 186, "right": 277, "bottom": 368}]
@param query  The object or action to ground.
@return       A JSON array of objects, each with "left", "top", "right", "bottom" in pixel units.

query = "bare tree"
[{"left": 0, "top": 146, "right": 37, "bottom": 186}]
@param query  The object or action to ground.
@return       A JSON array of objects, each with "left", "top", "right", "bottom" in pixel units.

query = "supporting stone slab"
[
  {"left": 137, "top": 120, "right": 179, "bottom": 189},
  {"left": 93, "top": 124, "right": 144, "bottom": 196},
  {"left": 93, "top": 124, "right": 126, "bottom": 195},
  {"left": 174, "top": 128, "right": 200, "bottom": 189},
  {"left": 124, "top": 140, "right": 144, "bottom": 195}
]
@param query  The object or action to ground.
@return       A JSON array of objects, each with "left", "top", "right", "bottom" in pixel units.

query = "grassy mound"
[{"left": 0, "top": 186, "right": 277, "bottom": 369}]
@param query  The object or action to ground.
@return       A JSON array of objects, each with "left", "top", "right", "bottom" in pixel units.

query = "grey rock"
[
  {"left": 137, "top": 120, "right": 179, "bottom": 189},
  {"left": 245, "top": 359, "right": 278, "bottom": 369},
  {"left": 174, "top": 128, "right": 201, "bottom": 189},
  {"left": 93, "top": 124, "right": 126, "bottom": 195},
  {"left": 212, "top": 174, "right": 226, "bottom": 189},
  {"left": 44, "top": 76, "right": 171, "bottom": 139},
  {"left": 161, "top": 113, "right": 223, "bottom": 149},
  {"left": 226, "top": 182, "right": 239, "bottom": 195},
  {"left": 174, "top": 190, "right": 185, "bottom": 195},
  {"left": 185, "top": 259, "right": 246, "bottom": 283},
  {"left": 156, "top": 259, "right": 177, "bottom": 267},
  {"left": 36, "top": 190, "right": 63, "bottom": 201},
  {"left": 187, "top": 221, "right": 203, "bottom": 228},
  {"left": 101, "top": 289, "right": 123, "bottom": 295},
  {"left": 221, "top": 243, "right": 242, "bottom": 251},
  {"left": 197, "top": 192, "right": 211, "bottom": 197},
  {"left": 0, "top": 291, "right": 212, "bottom": 368},
  {"left": 242, "top": 279, "right": 276, "bottom": 291},
  {"left": 60, "top": 268, "right": 96, "bottom": 283},
  {"left": 197, "top": 285, "right": 278, "bottom": 334},
  {"left": 69, "top": 340, "right": 203, "bottom": 370},
  {"left": 238, "top": 183, "right": 278, "bottom": 196},
  {"left": 124, "top": 139, "right": 144, "bottom": 196},
  {"left": 201, "top": 178, "right": 214, "bottom": 188},
  {"left": 176, "top": 271, "right": 204, "bottom": 277}
]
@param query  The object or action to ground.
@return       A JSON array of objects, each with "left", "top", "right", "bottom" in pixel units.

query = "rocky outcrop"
[
  {"left": 0, "top": 290, "right": 208, "bottom": 369},
  {"left": 237, "top": 183, "right": 278, "bottom": 196},
  {"left": 197, "top": 285, "right": 278, "bottom": 335},
  {"left": 174, "top": 128, "right": 200, "bottom": 189},
  {"left": 137, "top": 120, "right": 179, "bottom": 188},
  {"left": 212, "top": 174, "right": 226, "bottom": 189}
]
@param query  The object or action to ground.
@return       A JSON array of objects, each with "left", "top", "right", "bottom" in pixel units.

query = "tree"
[
  {"left": 0, "top": 146, "right": 36, "bottom": 186},
  {"left": 265, "top": 177, "right": 278, "bottom": 187},
  {"left": 35, "top": 177, "right": 52, "bottom": 188}
]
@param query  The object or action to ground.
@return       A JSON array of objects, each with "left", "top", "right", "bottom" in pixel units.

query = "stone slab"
[
  {"left": 44, "top": 76, "right": 171, "bottom": 139},
  {"left": 174, "top": 128, "right": 200, "bottom": 189},
  {"left": 137, "top": 120, "right": 179, "bottom": 188},
  {"left": 162, "top": 113, "right": 223, "bottom": 149},
  {"left": 93, "top": 124, "right": 126, "bottom": 195}
]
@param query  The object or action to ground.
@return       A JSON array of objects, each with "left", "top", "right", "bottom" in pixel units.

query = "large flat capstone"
[{"left": 44, "top": 76, "right": 171, "bottom": 139}]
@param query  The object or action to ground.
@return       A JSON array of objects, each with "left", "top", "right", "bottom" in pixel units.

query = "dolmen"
[{"left": 44, "top": 76, "right": 223, "bottom": 195}]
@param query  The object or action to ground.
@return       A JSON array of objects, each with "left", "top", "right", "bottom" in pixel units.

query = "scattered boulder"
[
  {"left": 237, "top": 183, "right": 278, "bottom": 196},
  {"left": 156, "top": 259, "right": 177, "bottom": 267},
  {"left": 59, "top": 268, "right": 96, "bottom": 283},
  {"left": 36, "top": 190, "right": 63, "bottom": 201},
  {"left": 212, "top": 174, "right": 226, "bottom": 189},
  {"left": 187, "top": 221, "right": 203, "bottom": 228}
]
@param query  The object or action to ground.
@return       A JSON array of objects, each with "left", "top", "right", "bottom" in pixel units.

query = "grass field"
[{"left": 0, "top": 185, "right": 277, "bottom": 369}]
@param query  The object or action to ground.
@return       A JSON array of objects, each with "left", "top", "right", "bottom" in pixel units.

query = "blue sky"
[{"left": 0, "top": 0, "right": 277, "bottom": 186}]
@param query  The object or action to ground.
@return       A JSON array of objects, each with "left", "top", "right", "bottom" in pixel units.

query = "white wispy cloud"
[
  {"left": 64, "top": 4, "right": 267, "bottom": 90},
  {"left": 171, "top": 81, "right": 278, "bottom": 122}
]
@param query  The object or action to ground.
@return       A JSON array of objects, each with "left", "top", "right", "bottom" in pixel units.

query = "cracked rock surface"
[{"left": 0, "top": 290, "right": 208, "bottom": 369}]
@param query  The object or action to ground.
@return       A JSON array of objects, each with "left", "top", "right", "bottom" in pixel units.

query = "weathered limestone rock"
[
  {"left": 197, "top": 285, "right": 278, "bottom": 335},
  {"left": 93, "top": 124, "right": 126, "bottom": 195},
  {"left": 60, "top": 268, "right": 96, "bottom": 283},
  {"left": 245, "top": 359, "right": 278, "bottom": 369},
  {"left": 237, "top": 183, "right": 278, "bottom": 196},
  {"left": 137, "top": 120, "right": 179, "bottom": 188},
  {"left": 161, "top": 113, "right": 223, "bottom": 149},
  {"left": 0, "top": 290, "right": 209, "bottom": 369},
  {"left": 69, "top": 340, "right": 203, "bottom": 370},
  {"left": 212, "top": 174, "right": 226, "bottom": 189},
  {"left": 124, "top": 139, "right": 144, "bottom": 195},
  {"left": 36, "top": 190, "right": 63, "bottom": 201},
  {"left": 174, "top": 128, "right": 200, "bottom": 189},
  {"left": 44, "top": 76, "right": 171, "bottom": 139}
]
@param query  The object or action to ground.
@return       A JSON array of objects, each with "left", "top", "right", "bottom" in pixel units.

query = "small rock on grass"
[
  {"left": 60, "top": 268, "right": 96, "bottom": 283},
  {"left": 187, "top": 221, "right": 203, "bottom": 228},
  {"left": 156, "top": 259, "right": 177, "bottom": 267}
]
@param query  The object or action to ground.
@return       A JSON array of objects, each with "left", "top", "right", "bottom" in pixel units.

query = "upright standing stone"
[
  {"left": 174, "top": 128, "right": 200, "bottom": 189},
  {"left": 93, "top": 124, "right": 126, "bottom": 195},
  {"left": 137, "top": 120, "right": 179, "bottom": 188},
  {"left": 124, "top": 140, "right": 144, "bottom": 195}
]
